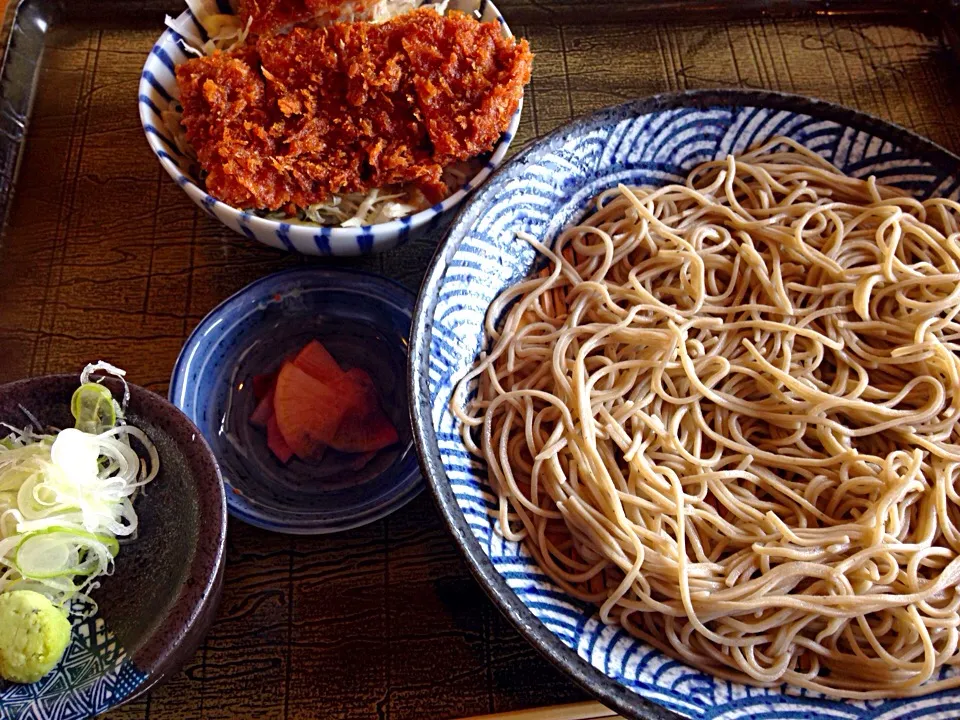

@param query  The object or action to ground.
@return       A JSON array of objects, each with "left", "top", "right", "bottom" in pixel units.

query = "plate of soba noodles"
[{"left": 408, "top": 89, "right": 960, "bottom": 720}]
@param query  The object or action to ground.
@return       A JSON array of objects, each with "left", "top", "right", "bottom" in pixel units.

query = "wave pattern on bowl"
[
  {"left": 138, "top": 0, "right": 521, "bottom": 256},
  {"left": 426, "top": 99, "right": 960, "bottom": 719}
]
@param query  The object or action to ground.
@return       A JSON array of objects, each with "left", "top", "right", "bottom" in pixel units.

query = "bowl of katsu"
[
  {"left": 0, "top": 364, "right": 226, "bottom": 718},
  {"left": 139, "top": 0, "right": 533, "bottom": 256}
]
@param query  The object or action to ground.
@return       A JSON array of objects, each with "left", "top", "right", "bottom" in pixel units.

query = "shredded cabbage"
[
  {"left": 265, "top": 187, "right": 425, "bottom": 228},
  {"left": 164, "top": 6, "right": 252, "bottom": 57},
  {"left": 0, "top": 364, "right": 158, "bottom": 611},
  {"left": 161, "top": 0, "right": 475, "bottom": 228}
]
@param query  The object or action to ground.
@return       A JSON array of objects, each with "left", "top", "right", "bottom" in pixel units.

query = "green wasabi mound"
[{"left": 0, "top": 590, "right": 72, "bottom": 683}]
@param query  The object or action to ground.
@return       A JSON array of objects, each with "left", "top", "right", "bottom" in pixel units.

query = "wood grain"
[{"left": 1, "top": 2, "right": 960, "bottom": 719}]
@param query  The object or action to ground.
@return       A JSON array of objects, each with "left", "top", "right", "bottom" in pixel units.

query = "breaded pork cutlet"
[{"left": 175, "top": 8, "right": 532, "bottom": 212}]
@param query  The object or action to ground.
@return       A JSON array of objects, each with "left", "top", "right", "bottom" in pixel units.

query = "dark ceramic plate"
[
  {"left": 170, "top": 267, "right": 421, "bottom": 534},
  {"left": 409, "top": 90, "right": 960, "bottom": 720},
  {"left": 0, "top": 374, "right": 226, "bottom": 719}
]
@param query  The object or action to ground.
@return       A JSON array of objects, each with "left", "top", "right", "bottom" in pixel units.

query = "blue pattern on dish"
[
  {"left": 137, "top": 0, "right": 522, "bottom": 256},
  {"left": 423, "top": 98, "right": 960, "bottom": 719},
  {"left": 169, "top": 268, "right": 421, "bottom": 534},
  {"left": 0, "top": 613, "right": 146, "bottom": 720}
]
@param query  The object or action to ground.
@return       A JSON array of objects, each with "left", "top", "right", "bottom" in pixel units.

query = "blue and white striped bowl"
[
  {"left": 409, "top": 90, "right": 960, "bottom": 720},
  {"left": 138, "top": 0, "right": 522, "bottom": 256}
]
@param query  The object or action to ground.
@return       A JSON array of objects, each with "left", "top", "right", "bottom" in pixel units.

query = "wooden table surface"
[{"left": 2, "top": 1, "right": 960, "bottom": 718}]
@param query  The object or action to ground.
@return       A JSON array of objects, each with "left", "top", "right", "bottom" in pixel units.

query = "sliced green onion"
[
  {"left": 71, "top": 383, "right": 116, "bottom": 435},
  {"left": 15, "top": 528, "right": 118, "bottom": 579},
  {"left": 0, "top": 365, "right": 157, "bottom": 609}
]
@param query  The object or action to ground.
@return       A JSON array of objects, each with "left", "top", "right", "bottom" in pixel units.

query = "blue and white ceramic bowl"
[
  {"left": 171, "top": 267, "right": 421, "bottom": 534},
  {"left": 409, "top": 90, "right": 960, "bottom": 720},
  {"left": 138, "top": 0, "right": 522, "bottom": 257}
]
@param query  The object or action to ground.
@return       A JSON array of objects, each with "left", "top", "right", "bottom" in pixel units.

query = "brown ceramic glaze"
[{"left": 0, "top": 374, "right": 227, "bottom": 704}]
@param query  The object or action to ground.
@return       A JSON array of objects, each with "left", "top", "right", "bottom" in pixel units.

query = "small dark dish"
[
  {"left": 0, "top": 374, "right": 226, "bottom": 718},
  {"left": 170, "top": 267, "right": 421, "bottom": 534}
]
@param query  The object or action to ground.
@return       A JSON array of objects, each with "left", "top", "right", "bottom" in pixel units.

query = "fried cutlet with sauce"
[{"left": 175, "top": 8, "right": 532, "bottom": 211}]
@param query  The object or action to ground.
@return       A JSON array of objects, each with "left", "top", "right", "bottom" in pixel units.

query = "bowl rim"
[
  {"left": 0, "top": 373, "right": 227, "bottom": 708},
  {"left": 407, "top": 88, "right": 960, "bottom": 720},
  {"left": 137, "top": 0, "right": 523, "bottom": 254},
  {"left": 169, "top": 265, "right": 423, "bottom": 534}
]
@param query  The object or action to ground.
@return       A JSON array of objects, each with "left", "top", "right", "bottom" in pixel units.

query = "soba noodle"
[{"left": 452, "top": 136, "right": 960, "bottom": 698}]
